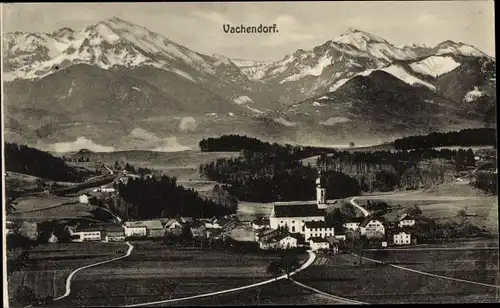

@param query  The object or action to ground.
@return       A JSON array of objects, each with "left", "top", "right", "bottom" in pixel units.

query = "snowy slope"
[{"left": 409, "top": 56, "right": 461, "bottom": 77}]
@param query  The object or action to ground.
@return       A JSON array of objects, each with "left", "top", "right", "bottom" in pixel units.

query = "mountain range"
[{"left": 3, "top": 17, "right": 496, "bottom": 151}]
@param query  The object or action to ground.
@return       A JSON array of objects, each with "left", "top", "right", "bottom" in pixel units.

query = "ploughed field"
[
  {"left": 7, "top": 242, "right": 128, "bottom": 305},
  {"left": 52, "top": 241, "right": 308, "bottom": 307},
  {"left": 293, "top": 248, "right": 499, "bottom": 304}
]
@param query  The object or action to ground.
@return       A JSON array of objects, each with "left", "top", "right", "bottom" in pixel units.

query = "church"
[{"left": 269, "top": 171, "right": 336, "bottom": 235}]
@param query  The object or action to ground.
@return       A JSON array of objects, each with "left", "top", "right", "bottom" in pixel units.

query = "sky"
[{"left": 2, "top": 1, "right": 495, "bottom": 61}]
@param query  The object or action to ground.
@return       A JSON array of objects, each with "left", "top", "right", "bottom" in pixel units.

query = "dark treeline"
[
  {"left": 199, "top": 134, "right": 333, "bottom": 160},
  {"left": 5, "top": 143, "right": 95, "bottom": 182},
  {"left": 317, "top": 148, "right": 476, "bottom": 191},
  {"left": 117, "top": 175, "right": 236, "bottom": 220},
  {"left": 199, "top": 150, "right": 361, "bottom": 202},
  {"left": 471, "top": 172, "right": 498, "bottom": 195},
  {"left": 393, "top": 128, "right": 497, "bottom": 150}
]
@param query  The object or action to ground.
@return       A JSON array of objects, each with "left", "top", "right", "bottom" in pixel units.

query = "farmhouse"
[
  {"left": 255, "top": 228, "right": 280, "bottom": 242},
  {"left": 190, "top": 222, "right": 207, "bottom": 239},
  {"left": 179, "top": 217, "right": 194, "bottom": 224},
  {"left": 163, "top": 218, "right": 184, "bottom": 236},
  {"left": 205, "top": 217, "right": 223, "bottom": 229},
  {"left": 393, "top": 231, "right": 412, "bottom": 245},
  {"left": 359, "top": 216, "right": 386, "bottom": 239},
  {"left": 304, "top": 221, "right": 335, "bottom": 240},
  {"left": 124, "top": 222, "right": 147, "bottom": 238},
  {"left": 277, "top": 235, "right": 298, "bottom": 249},
  {"left": 71, "top": 226, "right": 102, "bottom": 242},
  {"left": 102, "top": 224, "right": 126, "bottom": 242},
  {"left": 252, "top": 218, "right": 270, "bottom": 230},
  {"left": 343, "top": 217, "right": 366, "bottom": 231},
  {"left": 309, "top": 237, "right": 330, "bottom": 251},
  {"left": 398, "top": 213, "right": 416, "bottom": 228},
  {"left": 125, "top": 220, "right": 164, "bottom": 238}
]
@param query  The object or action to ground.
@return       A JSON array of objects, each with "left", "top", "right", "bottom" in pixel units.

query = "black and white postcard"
[{"left": 2, "top": 1, "right": 498, "bottom": 306}]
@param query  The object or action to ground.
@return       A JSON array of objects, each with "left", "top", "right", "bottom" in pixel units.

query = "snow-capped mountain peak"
[{"left": 336, "top": 28, "right": 389, "bottom": 44}]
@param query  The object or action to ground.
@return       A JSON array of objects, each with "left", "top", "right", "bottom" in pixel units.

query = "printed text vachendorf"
[{"left": 223, "top": 24, "right": 278, "bottom": 34}]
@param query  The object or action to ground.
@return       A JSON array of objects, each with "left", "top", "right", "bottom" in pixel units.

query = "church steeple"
[{"left": 316, "top": 169, "right": 326, "bottom": 207}]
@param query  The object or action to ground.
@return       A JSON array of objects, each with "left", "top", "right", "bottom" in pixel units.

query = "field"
[
  {"left": 7, "top": 202, "right": 115, "bottom": 223},
  {"left": 357, "top": 182, "right": 499, "bottom": 234},
  {"left": 236, "top": 201, "right": 274, "bottom": 221},
  {"left": 160, "top": 279, "right": 347, "bottom": 306},
  {"left": 51, "top": 241, "right": 308, "bottom": 307},
  {"left": 10, "top": 195, "right": 77, "bottom": 213},
  {"left": 293, "top": 249, "right": 499, "bottom": 304},
  {"left": 7, "top": 242, "right": 128, "bottom": 304}
]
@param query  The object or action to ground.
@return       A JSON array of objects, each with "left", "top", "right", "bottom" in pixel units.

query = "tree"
[
  {"left": 457, "top": 207, "right": 468, "bottom": 225},
  {"left": 10, "top": 286, "right": 37, "bottom": 307},
  {"left": 349, "top": 141, "right": 355, "bottom": 148}
]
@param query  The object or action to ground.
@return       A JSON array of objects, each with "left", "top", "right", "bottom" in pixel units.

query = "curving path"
[
  {"left": 353, "top": 253, "right": 500, "bottom": 289},
  {"left": 53, "top": 242, "right": 134, "bottom": 301},
  {"left": 290, "top": 279, "right": 368, "bottom": 305},
  {"left": 349, "top": 197, "right": 371, "bottom": 217},
  {"left": 124, "top": 250, "right": 317, "bottom": 307}
]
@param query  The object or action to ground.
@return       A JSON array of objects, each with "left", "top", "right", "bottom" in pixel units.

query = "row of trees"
[
  {"left": 117, "top": 175, "right": 236, "bottom": 220},
  {"left": 471, "top": 172, "right": 498, "bottom": 195},
  {"left": 5, "top": 143, "right": 94, "bottom": 182},
  {"left": 393, "top": 128, "right": 497, "bottom": 150},
  {"left": 200, "top": 155, "right": 361, "bottom": 202},
  {"left": 317, "top": 149, "right": 476, "bottom": 192}
]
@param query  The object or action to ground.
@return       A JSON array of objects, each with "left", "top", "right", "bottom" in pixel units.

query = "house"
[
  {"left": 206, "top": 228, "right": 223, "bottom": 240},
  {"left": 277, "top": 235, "right": 298, "bottom": 249},
  {"left": 393, "top": 231, "right": 412, "bottom": 245},
  {"left": 334, "top": 229, "right": 346, "bottom": 241},
  {"left": 102, "top": 224, "right": 125, "bottom": 242},
  {"left": 6, "top": 220, "right": 18, "bottom": 235},
  {"left": 218, "top": 217, "right": 240, "bottom": 231},
  {"left": 343, "top": 217, "right": 366, "bottom": 231},
  {"left": 124, "top": 222, "right": 147, "bottom": 238},
  {"left": 125, "top": 220, "right": 164, "bottom": 238},
  {"left": 179, "top": 217, "right": 194, "bottom": 225},
  {"left": 38, "top": 231, "right": 58, "bottom": 244},
  {"left": 71, "top": 226, "right": 102, "bottom": 242},
  {"left": 309, "top": 237, "right": 330, "bottom": 251},
  {"left": 93, "top": 185, "right": 116, "bottom": 193},
  {"left": 164, "top": 219, "right": 184, "bottom": 236},
  {"left": 359, "top": 216, "right": 386, "bottom": 239},
  {"left": 252, "top": 219, "right": 270, "bottom": 230},
  {"left": 398, "top": 213, "right": 416, "bottom": 228},
  {"left": 190, "top": 222, "right": 207, "bottom": 240},
  {"left": 325, "top": 236, "right": 340, "bottom": 254},
  {"left": 304, "top": 221, "right": 335, "bottom": 240},
  {"left": 204, "top": 217, "right": 223, "bottom": 229},
  {"left": 255, "top": 228, "right": 279, "bottom": 242}
]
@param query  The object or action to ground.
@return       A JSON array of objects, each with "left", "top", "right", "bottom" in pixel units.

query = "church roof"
[
  {"left": 304, "top": 221, "right": 333, "bottom": 229},
  {"left": 273, "top": 204, "right": 325, "bottom": 218}
]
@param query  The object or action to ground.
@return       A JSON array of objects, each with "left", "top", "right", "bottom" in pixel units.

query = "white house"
[
  {"left": 164, "top": 219, "right": 183, "bottom": 230},
  {"left": 359, "top": 217, "right": 385, "bottom": 239},
  {"left": 204, "top": 218, "right": 222, "bottom": 229},
  {"left": 343, "top": 221, "right": 361, "bottom": 231},
  {"left": 309, "top": 237, "right": 330, "bottom": 251},
  {"left": 304, "top": 221, "right": 335, "bottom": 240},
  {"left": 398, "top": 213, "right": 416, "bottom": 228},
  {"left": 393, "top": 231, "right": 411, "bottom": 245},
  {"left": 123, "top": 223, "right": 147, "bottom": 237},
  {"left": 70, "top": 226, "right": 102, "bottom": 242},
  {"left": 278, "top": 235, "right": 298, "bottom": 249}
]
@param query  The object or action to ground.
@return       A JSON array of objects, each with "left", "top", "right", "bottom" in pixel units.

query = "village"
[{"left": 7, "top": 170, "right": 418, "bottom": 254}]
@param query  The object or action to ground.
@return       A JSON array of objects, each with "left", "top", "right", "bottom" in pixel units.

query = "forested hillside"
[
  {"left": 4, "top": 143, "right": 93, "bottom": 182},
  {"left": 393, "top": 128, "right": 496, "bottom": 150},
  {"left": 117, "top": 175, "right": 236, "bottom": 220}
]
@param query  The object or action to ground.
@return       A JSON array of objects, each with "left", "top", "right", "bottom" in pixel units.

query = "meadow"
[
  {"left": 293, "top": 250, "right": 499, "bottom": 304},
  {"left": 51, "top": 241, "right": 308, "bottom": 307}
]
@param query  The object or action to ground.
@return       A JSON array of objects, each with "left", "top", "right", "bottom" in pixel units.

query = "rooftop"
[
  {"left": 125, "top": 220, "right": 163, "bottom": 230},
  {"left": 360, "top": 216, "right": 386, "bottom": 228},
  {"left": 273, "top": 204, "right": 325, "bottom": 218},
  {"left": 304, "top": 221, "right": 334, "bottom": 229},
  {"left": 308, "top": 237, "right": 329, "bottom": 243}
]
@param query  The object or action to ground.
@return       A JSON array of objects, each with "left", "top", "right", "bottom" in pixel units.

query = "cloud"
[
  {"left": 319, "top": 117, "right": 351, "bottom": 126},
  {"left": 127, "top": 128, "right": 191, "bottom": 152},
  {"left": 415, "top": 13, "right": 445, "bottom": 25},
  {"left": 51, "top": 137, "right": 115, "bottom": 153},
  {"left": 191, "top": 10, "right": 231, "bottom": 24},
  {"left": 179, "top": 116, "right": 197, "bottom": 132},
  {"left": 274, "top": 117, "right": 296, "bottom": 127}
]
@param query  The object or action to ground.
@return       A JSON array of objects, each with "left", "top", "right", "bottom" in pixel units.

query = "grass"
[
  {"left": 362, "top": 249, "right": 499, "bottom": 286},
  {"left": 51, "top": 241, "right": 308, "bottom": 307},
  {"left": 7, "top": 242, "right": 128, "bottom": 304},
  {"left": 6, "top": 203, "right": 114, "bottom": 222},
  {"left": 293, "top": 251, "right": 499, "bottom": 304},
  {"left": 159, "top": 279, "right": 345, "bottom": 306},
  {"left": 10, "top": 195, "right": 77, "bottom": 213}
]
